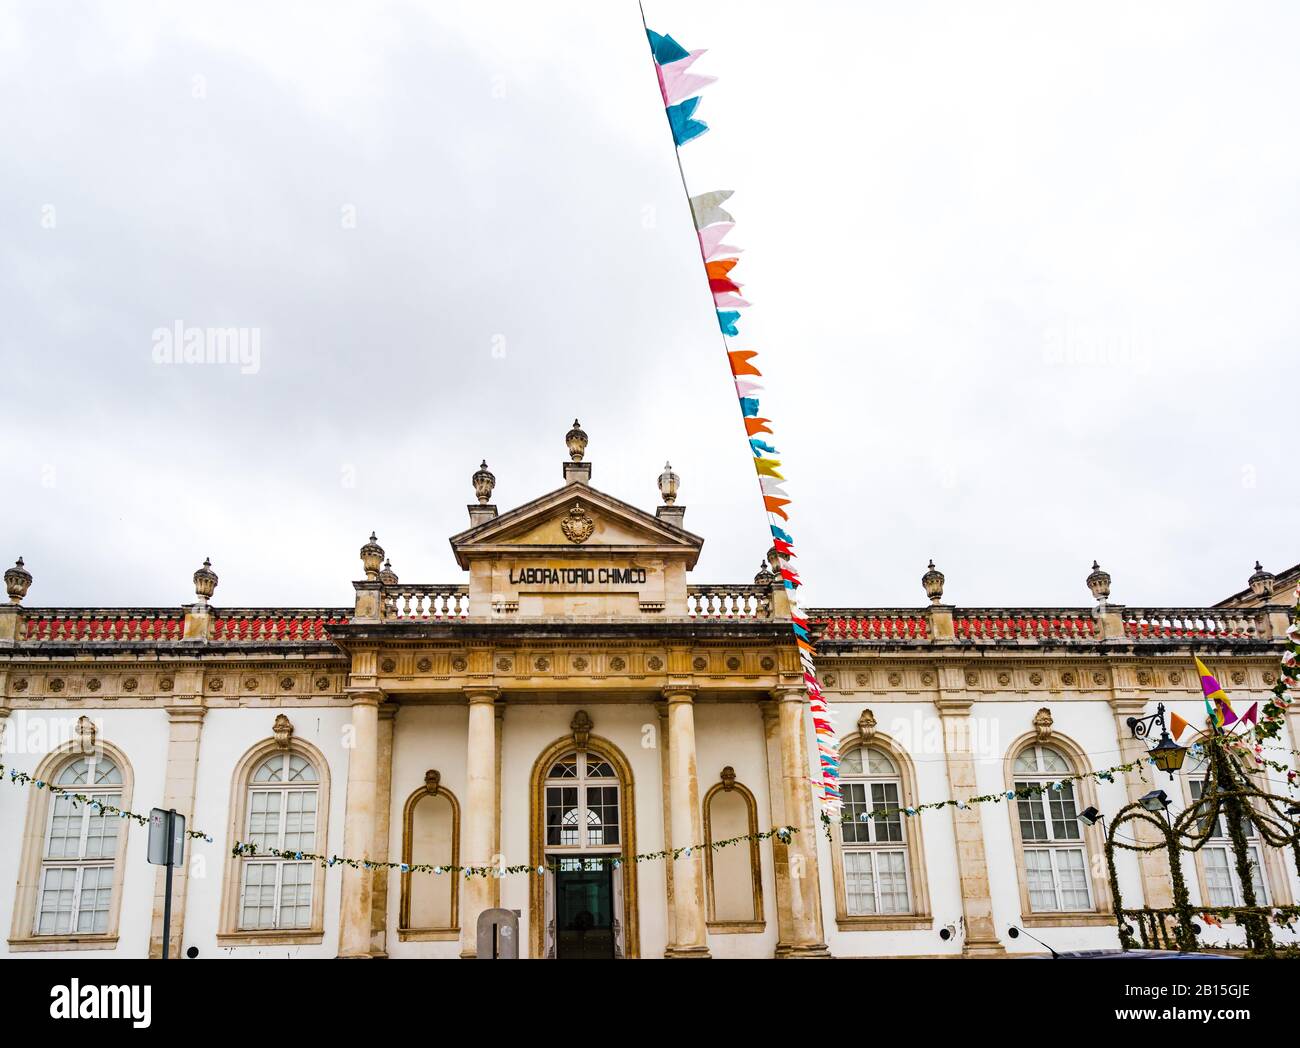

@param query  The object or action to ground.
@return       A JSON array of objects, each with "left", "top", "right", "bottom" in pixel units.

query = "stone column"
[
  {"left": 1109, "top": 694, "right": 1174, "bottom": 909},
  {"left": 338, "top": 690, "right": 380, "bottom": 958},
  {"left": 935, "top": 677, "right": 1005, "bottom": 956},
  {"left": 656, "top": 702, "right": 677, "bottom": 947},
  {"left": 370, "top": 703, "right": 396, "bottom": 956},
  {"left": 147, "top": 705, "right": 205, "bottom": 958},
  {"left": 773, "top": 687, "right": 830, "bottom": 956},
  {"left": 663, "top": 688, "right": 709, "bottom": 957},
  {"left": 760, "top": 700, "right": 795, "bottom": 955},
  {"left": 460, "top": 688, "right": 500, "bottom": 957}
]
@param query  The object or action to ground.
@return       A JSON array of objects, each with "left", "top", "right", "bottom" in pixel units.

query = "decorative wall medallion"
[
  {"left": 244, "top": 677, "right": 259, "bottom": 692},
  {"left": 1033, "top": 706, "right": 1054, "bottom": 741},
  {"left": 49, "top": 678, "right": 65, "bottom": 693},
  {"left": 888, "top": 672, "right": 902, "bottom": 687},
  {"left": 693, "top": 657, "right": 708, "bottom": 671},
  {"left": 452, "top": 657, "right": 468, "bottom": 672},
  {"left": 647, "top": 656, "right": 664, "bottom": 671},
  {"left": 560, "top": 501, "right": 595, "bottom": 544},
  {"left": 1264, "top": 671, "right": 1276, "bottom": 685},
  {"left": 279, "top": 676, "right": 296, "bottom": 691},
  {"left": 380, "top": 658, "right": 396, "bottom": 673},
  {"left": 1061, "top": 672, "right": 1075, "bottom": 686},
  {"left": 1092, "top": 672, "right": 1107, "bottom": 686},
  {"left": 720, "top": 766, "right": 737, "bottom": 791},
  {"left": 423, "top": 769, "right": 442, "bottom": 796},
  {"left": 1136, "top": 670, "right": 1151, "bottom": 686},
  {"left": 159, "top": 676, "right": 174, "bottom": 692},
  {"left": 573, "top": 656, "right": 589, "bottom": 671},
  {"left": 208, "top": 678, "right": 224, "bottom": 692},
  {"left": 417, "top": 658, "right": 432, "bottom": 673},
  {"left": 314, "top": 676, "right": 330, "bottom": 691},
  {"left": 726, "top": 656, "right": 741, "bottom": 671},
  {"left": 12, "top": 678, "right": 27, "bottom": 693},
  {"left": 609, "top": 656, "right": 626, "bottom": 672},
  {"left": 1168, "top": 671, "right": 1181, "bottom": 685},
  {"left": 964, "top": 672, "right": 978, "bottom": 687},
  {"left": 1231, "top": 670, "right": 1245, "bottom": 685},
  {"left": 760, "top": 657, "right": 774, "bottom": 671},
  {"left": 1028, "top": 672, "right": 1043, "bottom": 686},
  {"left": 823, "top": 673, "right": 836, "bottom": 686},
  {"left": 997, "top": 672, "right": 1011, "bottom": 686},
  {"left": 858, "top": 707, "right": 877, "bottom": 739},
  {"left": 273, "top": 713, "right": 293, "bottom": 749},
  {"left": 86, "top": 678, "right": 101, "bottom": 693},
  {"left": 534, "top": 656, "right": 550, "bottom": 671},
  {"left": 856, "top": 673, "right": 869, "bottom": 687},
  {"left": 497, "top": 658, "right": 513, "bottom": 673}
]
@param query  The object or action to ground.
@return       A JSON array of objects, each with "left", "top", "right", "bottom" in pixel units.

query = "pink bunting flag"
[
  {"left": 713, "top": 292, "right": 751, "bottom": 309},
  {"left": 660, "top": 63, "right": 717, "bottom": 105},
  {"left": 733, "top": 379, "right": 763, "bottom": 397},
  {"left": 698, "top": 223, "right": 742, "bottom": 260}
]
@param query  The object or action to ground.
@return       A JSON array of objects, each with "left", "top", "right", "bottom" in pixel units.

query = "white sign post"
[{"left": 147, "top": 808, "right": 185, "bottom": 959}]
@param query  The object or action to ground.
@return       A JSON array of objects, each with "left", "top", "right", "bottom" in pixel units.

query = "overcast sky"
[{"left": 2, "top": 1, "right": 1296, "bottom": 611}]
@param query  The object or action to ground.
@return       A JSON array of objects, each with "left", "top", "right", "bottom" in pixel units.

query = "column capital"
[
  {"left": 1108, "top": 695, "right": 1149, "bottom": 718},
  {"left": 346, "top": 689, "right": 384, "bottom": 708},
  {"left": 464, "top": 686, "right": 501, "bottom": 704},
  {"left": 769, "top": 685, "right": 806, "bottom": 703},
  {"left": 935, "top": 693, "right": 973, "bottom": 716},
  {"left": 164, "top": 704, "right": 207, "bottom": 724},
  {"left": 661, "top": 686, "right": 697, "bottom": 703}
]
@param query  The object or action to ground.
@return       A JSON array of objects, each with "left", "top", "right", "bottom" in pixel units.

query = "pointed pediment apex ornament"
[
  {"left": 560, "top": 500, "right": 595, "bottom": 544},
  {"left": 424, "top": 769, "right": 442, "bottom": 796},
  {"left": 1033, "top": 706, "right": 1054, "bottom": 741},
  {"left": 273, "top": 713, "right": 294, "bottom": 749},
  {"left": 570, "top": 709, "right": 593, "bottom": 748},
  {"left": 858, "top": 708, "right": 877, "bottom": 740},
  {"left": 720, "top": 765, "right": 737, "bottom": 791},
  {"left": 74, "top": 715, "right": 97, "bottom": 753}
]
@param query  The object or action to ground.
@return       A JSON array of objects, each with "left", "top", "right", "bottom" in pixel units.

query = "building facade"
[{"left": 1, "top": 428, "right": 1296, "bottom": 959}]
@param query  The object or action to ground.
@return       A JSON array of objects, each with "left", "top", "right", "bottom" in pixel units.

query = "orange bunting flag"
[
  {"left": 743, "top": 417, "right": 773, "bottom": 436},
  {"left": 727, "top": 350, "right": 761, "bottom": 376},
  {"left": 706, "top": 259, "right": 738, "bottom": 280},
  {"left": 1168, "top": 711, "right": 1190, "bottom": 742},
  {"left": 753, "top": 457, "right": 784, "bottom": 479},
  {"left": 763, "top": 496, "right": 790, "bottom": 519}
]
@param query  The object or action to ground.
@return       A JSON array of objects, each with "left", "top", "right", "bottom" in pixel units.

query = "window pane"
[
  {"left": 876, "top": 850, "right": 910, "bottom": 913},
  {"left": 841, "top": 783, "right": 871, "bottom": 844},
  {"left": 83, "top": 795, "right": 122, "bottom": 859},
  {"left": 278, "top": 862, "right": 313, "bottom": 929},
  {"left": 1016, "top": 787, "right": 1049, "bottom": 841},
  {"left": 36, "top": 867, "right": 77, "bottom": 935},
  {"left": 46, "top": 794, "right": 83, "bottom": 859},
  {"left": 585, "top": 760, "right": 616, "bottom": 779},
  {"left": 75, "top": 866, "right": 114, "bottom": 933},
  {"left": 843, "top": 852, "right": 876, "bottom": 915},
  {"left": 1247, "top": 847, "right": 1268, "bottom": 905},
  {"left": 839, "top": 748, "right": 864, "bottom": 775},
  {"left": 93, "top": 759, "right": 122, "bottom": 785},
  {"left": 253, "top": 754, "right": 285, "bottom": 782},
  {"left": 865, "top": 748, "right": 898, "bottom": 776},
  {"left": 1024, "top": 849, "right": 1059, "bottom": 912},
  {"left": 240, "top": 863, "right": 279, "bottom": 929},
  {"left": 1203, "top": 848, "right": 1236, "bottom": 906},
  {"left": 286, "top": 755, "right": 317, "bottom": 783},
  {"left": 586, "top": 785, "right": 619, "bottom": 846},
  {"left": 1047, "top": 783, "right": 1080, "bottom": 840},
  {"left": 1055, "top": 848, "right": 1091, "bottom": 910},
  {"left": 283, "top": 791, "right": 317, "bottom": 853},
  {"left": 871, "top": 782, "right": 903, "bottom": 843},
  {"left": 56, "top": 758, "right": 91, "bottom": 786},
  {"left": 247, "top": 790, "right": 283, "bottom": 849},
  {"left": 546, "top": 786, "right": 579, "bottom": 846},
  {"left": 548, "top": 756, "right": 579, "bottom": 778}
]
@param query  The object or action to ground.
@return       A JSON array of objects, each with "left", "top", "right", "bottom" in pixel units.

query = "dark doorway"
[{"left": 554, "top": 860, "right": 615, "bottom": 959}]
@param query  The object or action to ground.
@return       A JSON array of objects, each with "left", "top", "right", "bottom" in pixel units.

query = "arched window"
[
  {"left": 220, "top": 736, "right": 330, "bottom": 946},
  {"left": 1012, "top": 743, "right": 1092, "bottom": 913},
  {"left": 1181, "top": 749, "right": 1276, "bottom": 907},
  {"left": 35, "top": 753, "right": 124, "bottom": 936},
  {"left": 9, "top": 732, "right": 135, "bottom": 951},
  {"left": 545, "top": 753, "right": 620, "bottom": 851},
  {"left": 838, "top": 746, "right": 912, "bottom": 915},
  {"left": 703, "top": 770, "right": 763, "bottom": 931},
  {"left": 400, "top": 772, "right": 460, "bottom": 939}
]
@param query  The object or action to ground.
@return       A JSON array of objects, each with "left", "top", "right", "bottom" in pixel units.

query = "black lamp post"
[{"left": 1126, "top": 702, "right": 1187, "bottom": 780}]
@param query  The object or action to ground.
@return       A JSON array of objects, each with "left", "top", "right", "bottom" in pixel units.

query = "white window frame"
[
  {"left": 1014, "top": 744, "right": 1093, "bottom": 914},
  {"left": 34, "top": 754, "right": 122, "bottom": 937},
  {"left": 839, "top": 747, "right": 912, "bottom": 916},
  {"left": 1189, "top": 776, "right": 1269, "bottom": 908},
  {"left": 237, "top": 751, "right": 319, "bottom": 931},
  {"left": 543, "top": 752, "right": 621, "bottom": 856}
]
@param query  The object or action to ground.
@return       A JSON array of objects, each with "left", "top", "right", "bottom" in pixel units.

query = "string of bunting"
[
  {"left": 640, "top": 14, "right": 842, "bottom": 817},
  {"left": 231, "top": 826, "right": 797, "bottom": 878},
  {"left": 1, "top": 764, "right": 213, "bottom": 842}
]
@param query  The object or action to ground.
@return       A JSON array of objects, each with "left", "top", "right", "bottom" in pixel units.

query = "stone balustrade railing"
[
  {"left": 686, "top": 584, "right": 773, "bottom": 620},
  {"left": 813, "top": 610, "right": 930, "bottom": 641},
  {"left": 381, "top": 584, "right": 471, "bottom": 621},
  {"left": 22, "top": 611, "right": 186, "bottom": 642},
  {"left": 1121, "top": 607, "right": 1270, "bottom": 641},
  {"left": 211, "top": 610, "right": 351, "bottom": 641}
]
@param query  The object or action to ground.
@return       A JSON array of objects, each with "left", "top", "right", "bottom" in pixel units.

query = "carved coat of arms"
[{"left": 560, "top": 501, "right": 595, "bottom": 544}]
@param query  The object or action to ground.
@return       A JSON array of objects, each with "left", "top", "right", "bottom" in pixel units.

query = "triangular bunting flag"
[
  {"left": 666, "top": 97, "right": 708, "bottom": 146},
  {"left": 689, "top": 189, "right": 734, "bottom": 227},
  {"left": 727, "top": 350, "right": 761, "bottom": 376}
]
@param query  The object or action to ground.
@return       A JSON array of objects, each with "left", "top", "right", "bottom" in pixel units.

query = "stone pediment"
[{"left": 449, "top": 484, "right": 702, "bottom": 570}]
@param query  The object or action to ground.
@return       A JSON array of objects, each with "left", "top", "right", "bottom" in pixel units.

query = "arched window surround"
[
  {"left": 702, "top": 772, "right": 764, "bottom": 932},
  {"left": 528, "top": 732, "right": 638, "bottom": 959},
  {"left": 829, "top": 728, "right": 932, "bottom": 931},
  {"left": 398, "top": 775, "right": 461, "bottom": 941},
  {"left": 218, "top": 734, "right": 330, "bottom": 947},
  {"left": 1003, "top": 729, "right": 1113, "bottom": 928},
  {"left": 8, "top": 737, "right": 135, "bottom": 952}
]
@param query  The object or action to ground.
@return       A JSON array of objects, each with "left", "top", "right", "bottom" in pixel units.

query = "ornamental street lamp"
[{"left": 1126, "top": 702, "right": 1187, "bottom": 780}]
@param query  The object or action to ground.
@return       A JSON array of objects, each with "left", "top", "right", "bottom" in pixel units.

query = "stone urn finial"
[
  {"left": 360, "top": 532, "right": 384, "bottom": 581},
  {"left": 657, "top": 461, "right": 680, "bottom": 505},
  {"left": 5, "top": 557, "right": 32, "bottom": 605},
  {"left": 472, "top": 460, "right": 496, "bottom": 504},
  {"left": 378, "top": 558, "right": 399, "bottom": 585},
  {"left": 766, "top": 545, "right": 786, "bottom": 573},
  {"left": 566, "top": 419, "right": 588, "bottom": 462},
  {"left": 193, "top": 557, "right": 218, "bottom": 606},
  {"left": 922, "top": 559, "right": 945, "bottom": 604},
  {"left": 1086, "top": 560, "right": 1111, "bottom": 606},
  {"left": 754, "top": 559, "right": 776, "bottom": 585},
  {"left": 1248, "top": 561, "right": 1276, "bottom": 599}
]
